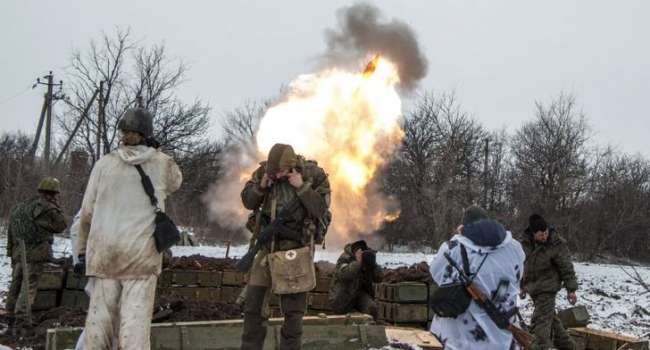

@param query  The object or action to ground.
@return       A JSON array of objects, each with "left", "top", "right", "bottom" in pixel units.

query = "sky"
[{"left": 0, "top": 0, "right": 648, "bottom": 156}]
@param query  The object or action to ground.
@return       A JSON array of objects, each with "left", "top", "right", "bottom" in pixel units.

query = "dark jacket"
[
  {"left": 328, "top": 243, "right": 383, "bottom": 312},
  {"left": 521, "top": 226, "right": 578, "bottom": 296},
  {"left": 241, "top": 156, "right": 330, "bottom": 251}
]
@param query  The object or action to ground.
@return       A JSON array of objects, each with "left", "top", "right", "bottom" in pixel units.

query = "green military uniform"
[
  {"left": 5, "top": 195, "right": 67, "bottom": 314},
  {"left": 240, "top": 144, "right": 330, "bottom": 350},
  {"left": 522, "top": 226, "right": 578, "bottom": 350},
  {"left": 329, "top": 243, "right": 383, "bottom": 319}
]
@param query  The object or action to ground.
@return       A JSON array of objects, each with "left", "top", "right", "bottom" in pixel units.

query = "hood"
[
  {"left": 461, "top": 219, "right": 507, "bottom": 247},
  {"left": 117, "top": 145, "right": 157, "bottom": 165}
]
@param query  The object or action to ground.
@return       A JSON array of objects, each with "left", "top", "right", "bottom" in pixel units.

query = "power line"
[{"left": 0, "top": 84, "right": 34, "bottom": 106}]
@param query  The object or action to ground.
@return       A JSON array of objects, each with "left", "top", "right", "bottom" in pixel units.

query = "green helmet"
[
  {"left": 118, "top": 108, "right": 154, "bottom": 138},
  {"left": 38, "top": 177, "right": 61, "bottom": 193}
]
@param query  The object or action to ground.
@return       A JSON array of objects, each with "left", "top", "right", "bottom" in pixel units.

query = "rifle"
[
  {"left": 19, "top": 239, "right": 33, "bottom": 325},
  {"left": 235, "top": 198, "right": 302, "bottom": 272},
  {"left": 443, "top": 252, "right": 534, "bottom": 350}
]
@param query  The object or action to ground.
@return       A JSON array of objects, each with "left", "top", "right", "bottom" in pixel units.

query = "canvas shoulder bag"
[
  {"left": 134, "top": 164, "right": 180, "bottom": 253},
  {"left": 267, "top": 192, "right": 316, "bottom": 295}
]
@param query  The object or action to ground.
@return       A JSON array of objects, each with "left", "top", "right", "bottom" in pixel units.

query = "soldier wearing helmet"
[
  {"left": 5, "top": 177, "right": 68, "bottom": 315},
  {"left": 76, "top": 107, "right": 182, "bottom": 349}
]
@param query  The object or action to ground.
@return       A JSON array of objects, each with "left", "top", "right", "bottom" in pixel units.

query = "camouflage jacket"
[
  {"left": 241, "top": 156, "right": 330, "bottom": 251},
  {"left": 328, "top": 243, "right": 383, "bottom": 310},
  {"left": 521, "top": 227, "right": 578, "bottom": 296},
  {"left": 7, "top": 196, "right": 67, "bottom": 262}
]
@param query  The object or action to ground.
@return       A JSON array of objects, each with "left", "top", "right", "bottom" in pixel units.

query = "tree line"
[{"left": 1, "top": 30, "right": 648, "bottom": 262}]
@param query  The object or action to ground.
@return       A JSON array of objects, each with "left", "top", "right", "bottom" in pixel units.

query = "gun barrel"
[{"left": 235, "top": 250, "right": 257, "bottom": 272}]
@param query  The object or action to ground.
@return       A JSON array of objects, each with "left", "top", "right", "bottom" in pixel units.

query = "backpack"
[{"left": 429, "top": 244, "right": 479, "bottom": 318}]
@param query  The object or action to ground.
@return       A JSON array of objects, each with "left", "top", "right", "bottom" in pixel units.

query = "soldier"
[
  {"left": 5, "top": 177, "right": 67, "bottom": 315},
  {"left": 74, "top": 108, "right": 182, "bottom": 349},
  {"left": 240, "top": 143, "right": 330, "bottom": 350},
  {"left": 328, "top": 240, "right": 382, "bottom": 319},
  {"left": 429, "top": 206, "right": 525, "bottom": 349},
  {"left": 520, "top": 214, "right": 578, "bottom": 350}
]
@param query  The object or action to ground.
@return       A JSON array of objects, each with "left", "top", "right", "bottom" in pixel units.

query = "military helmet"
[
  {"left": 266, "top": 143, "right": 297, "bottom": 175},
  {"left": 118, "top": 108, "right": 153, "bottom": 138},
  {"left": 38, "top": 177, "right": 61, "bottom": 193}
]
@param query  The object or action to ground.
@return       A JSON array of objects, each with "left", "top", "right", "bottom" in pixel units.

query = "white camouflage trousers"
[{"left": 82, "top": 275, "right": 157, "bottom": 350}]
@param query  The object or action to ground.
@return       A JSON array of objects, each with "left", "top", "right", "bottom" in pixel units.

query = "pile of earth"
[
  {"left": 168, "top": 255, "right": 238, "bottom": 271},
  {"left": 154, "top": 297, "right": 243, "bottom": 323},
  {"left": 0, "top": 307, "right": 86, "bottom": 350},
  {"left": 382, "top": 262, "right": 433, "bottom": 284}
]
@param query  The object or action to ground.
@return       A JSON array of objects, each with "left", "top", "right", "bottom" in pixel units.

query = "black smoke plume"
[{"left": 322, "top": 3, "right": 428, "bottom": 91}]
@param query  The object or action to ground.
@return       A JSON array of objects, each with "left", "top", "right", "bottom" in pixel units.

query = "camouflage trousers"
[
  {"left": 6, "top": 261, "right": 43, "bottom": 314},
  {"left": 531, "top": 292, "right": 575, "bottom": 350},
  {"left": 241, "top": 249, "right": 307, "bottom": 350}
]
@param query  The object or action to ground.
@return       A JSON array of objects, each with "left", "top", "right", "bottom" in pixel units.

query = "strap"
[
  {"left": 460, "top": 244, "right": 470, "bottom": 275},
  {"left": 459, "top": 243, "right": 489, "bottom": 279},
  {"left": 134, "top": 164, "right": 160, "bottom": 211}
]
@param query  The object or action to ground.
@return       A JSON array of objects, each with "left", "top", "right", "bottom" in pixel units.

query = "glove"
[
  {"left": 361, "top": 250, "right": 376, "bottom": 270},
  {"left": 74, "top": 254, "right": 86, "bottom": 275}
]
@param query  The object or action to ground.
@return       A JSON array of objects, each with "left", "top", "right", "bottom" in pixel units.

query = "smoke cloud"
[{"left": 322, "top": 3, "right": 428, "bottom": 91}]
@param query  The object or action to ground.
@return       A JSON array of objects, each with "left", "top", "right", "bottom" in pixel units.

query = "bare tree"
[
  {"left": 57, "top": 29, "right": 210, "bottom": 162},
  {"left": 510, "top": 93, "right": 590, "bottom": 234}
]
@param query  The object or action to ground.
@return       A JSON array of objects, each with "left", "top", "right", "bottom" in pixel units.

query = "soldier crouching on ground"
[
  {"left": 239, "top": 143, "right": 330, "bottom": 350},
  {"left": 74, "top": 108, "right": 182, "bottom": 350},
  {"left": 328, "top": 240, "right": 383, "bottom": 319},
  {"left": 5, "top": 178, "right": 68, "bottom": 317},
  {"left": 520, "top": 214, "right": 578, "bottom": 350}
]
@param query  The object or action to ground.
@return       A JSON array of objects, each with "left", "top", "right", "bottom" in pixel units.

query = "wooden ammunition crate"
[
  {"left": 221, "top": 270, "right": 246, "bottom": 286},
  {"left": 378, "top": 302, "right": 430, "bottom": 323},
  {"left": 219, "top": 286, "right": 243, "bottom": 304},
  {"left": 65, "top": 272, "right": 88, "bottom": 290},
  {"left": 158, "top": 287, "right": 221, "bottom": 302},
  {"left": 60, "top": 290, "right": 89, "bottom": 309},
  {"left": 308, "top": 292, "right": 331, "bottom": 311},
  {"left": 33, "top": 290, "right": 59, "bottom": 311},
  {"left": 568, "top": 327, "right": 649, "bottom": 350},
  {"left": 313, "top": 276, "right": 333, "bottom": 293},
  {"left": 46, "top": 315, "right": 381, "bottom": 350},
  {"left": 159, "top": 270, "right": 223, "bottom": 287},
  {"left": 559, "top": 305, "right": 590, "bottom": 328},
  {"left": 37, "top": 269, "right": 66, "bottom": 290},
  {"left": 375, "top": 282, "right": 429, "bottom": 303}
]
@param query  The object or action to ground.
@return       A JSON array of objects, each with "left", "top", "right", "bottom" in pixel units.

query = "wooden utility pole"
[
  {"left": 43, "top": 72, "right": 54, "bottom": 165},
  {"left": 33, "top": 71, "right": 63, "bottom": 168},
  {"left": 29, "top": 97, "right": 48, "bottom": 158},
  {"left": 54, "top": 88, "right": 100, "bottom": 166}
]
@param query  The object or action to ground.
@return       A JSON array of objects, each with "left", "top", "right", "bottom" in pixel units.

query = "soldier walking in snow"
[
  {"left": 520, "top": 214, "right": 578, "bottom": 350},
  {"left": 5, "top": 178, "right": 68, "bottom": 316},
  {"left": 75, "top": 108, "right": 182, "bottom": 349},
  {"left": 329, "top": 240, "right": 383, "bottom": 319},
  {"left": 239, "top": 143, "right": 330, "bottom": 350}
]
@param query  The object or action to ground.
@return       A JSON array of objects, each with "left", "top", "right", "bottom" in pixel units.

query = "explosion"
[{"left": 255, "top": 56, "right": 403, "bottom": 244}]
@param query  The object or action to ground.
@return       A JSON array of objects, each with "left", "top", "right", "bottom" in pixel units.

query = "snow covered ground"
[{"left": 1, "top": 237, "right": 649, "bottom": 339}]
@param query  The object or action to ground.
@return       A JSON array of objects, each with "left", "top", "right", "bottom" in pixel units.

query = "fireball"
[{"left": 255, "top": 56, "right": 403, "bottom": 244}]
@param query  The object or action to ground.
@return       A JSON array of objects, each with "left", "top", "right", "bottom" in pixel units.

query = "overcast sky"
[{"left": 1, "top": 0, "right": 648, "bottom": 156}]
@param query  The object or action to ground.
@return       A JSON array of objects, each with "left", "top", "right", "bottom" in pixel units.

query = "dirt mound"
[
  {"left": 0, "top": 307, "right": 87, "bottom": 350},
  {"left": 155, "top": 298, "right": 243, "bottom": 323},
  {"left": 382, "top": 262, "right": 433, "bottom": 284},
  {"left": 169, "top": 255, "right": 238, "bottom": 271}
]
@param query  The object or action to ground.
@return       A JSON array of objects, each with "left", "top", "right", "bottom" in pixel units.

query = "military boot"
[
  {"left": 279, "top": 292, "right": 307, "bottom": 350},
  {"left": 241, "top": 286, "right": 269, "bottom": 350}
]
